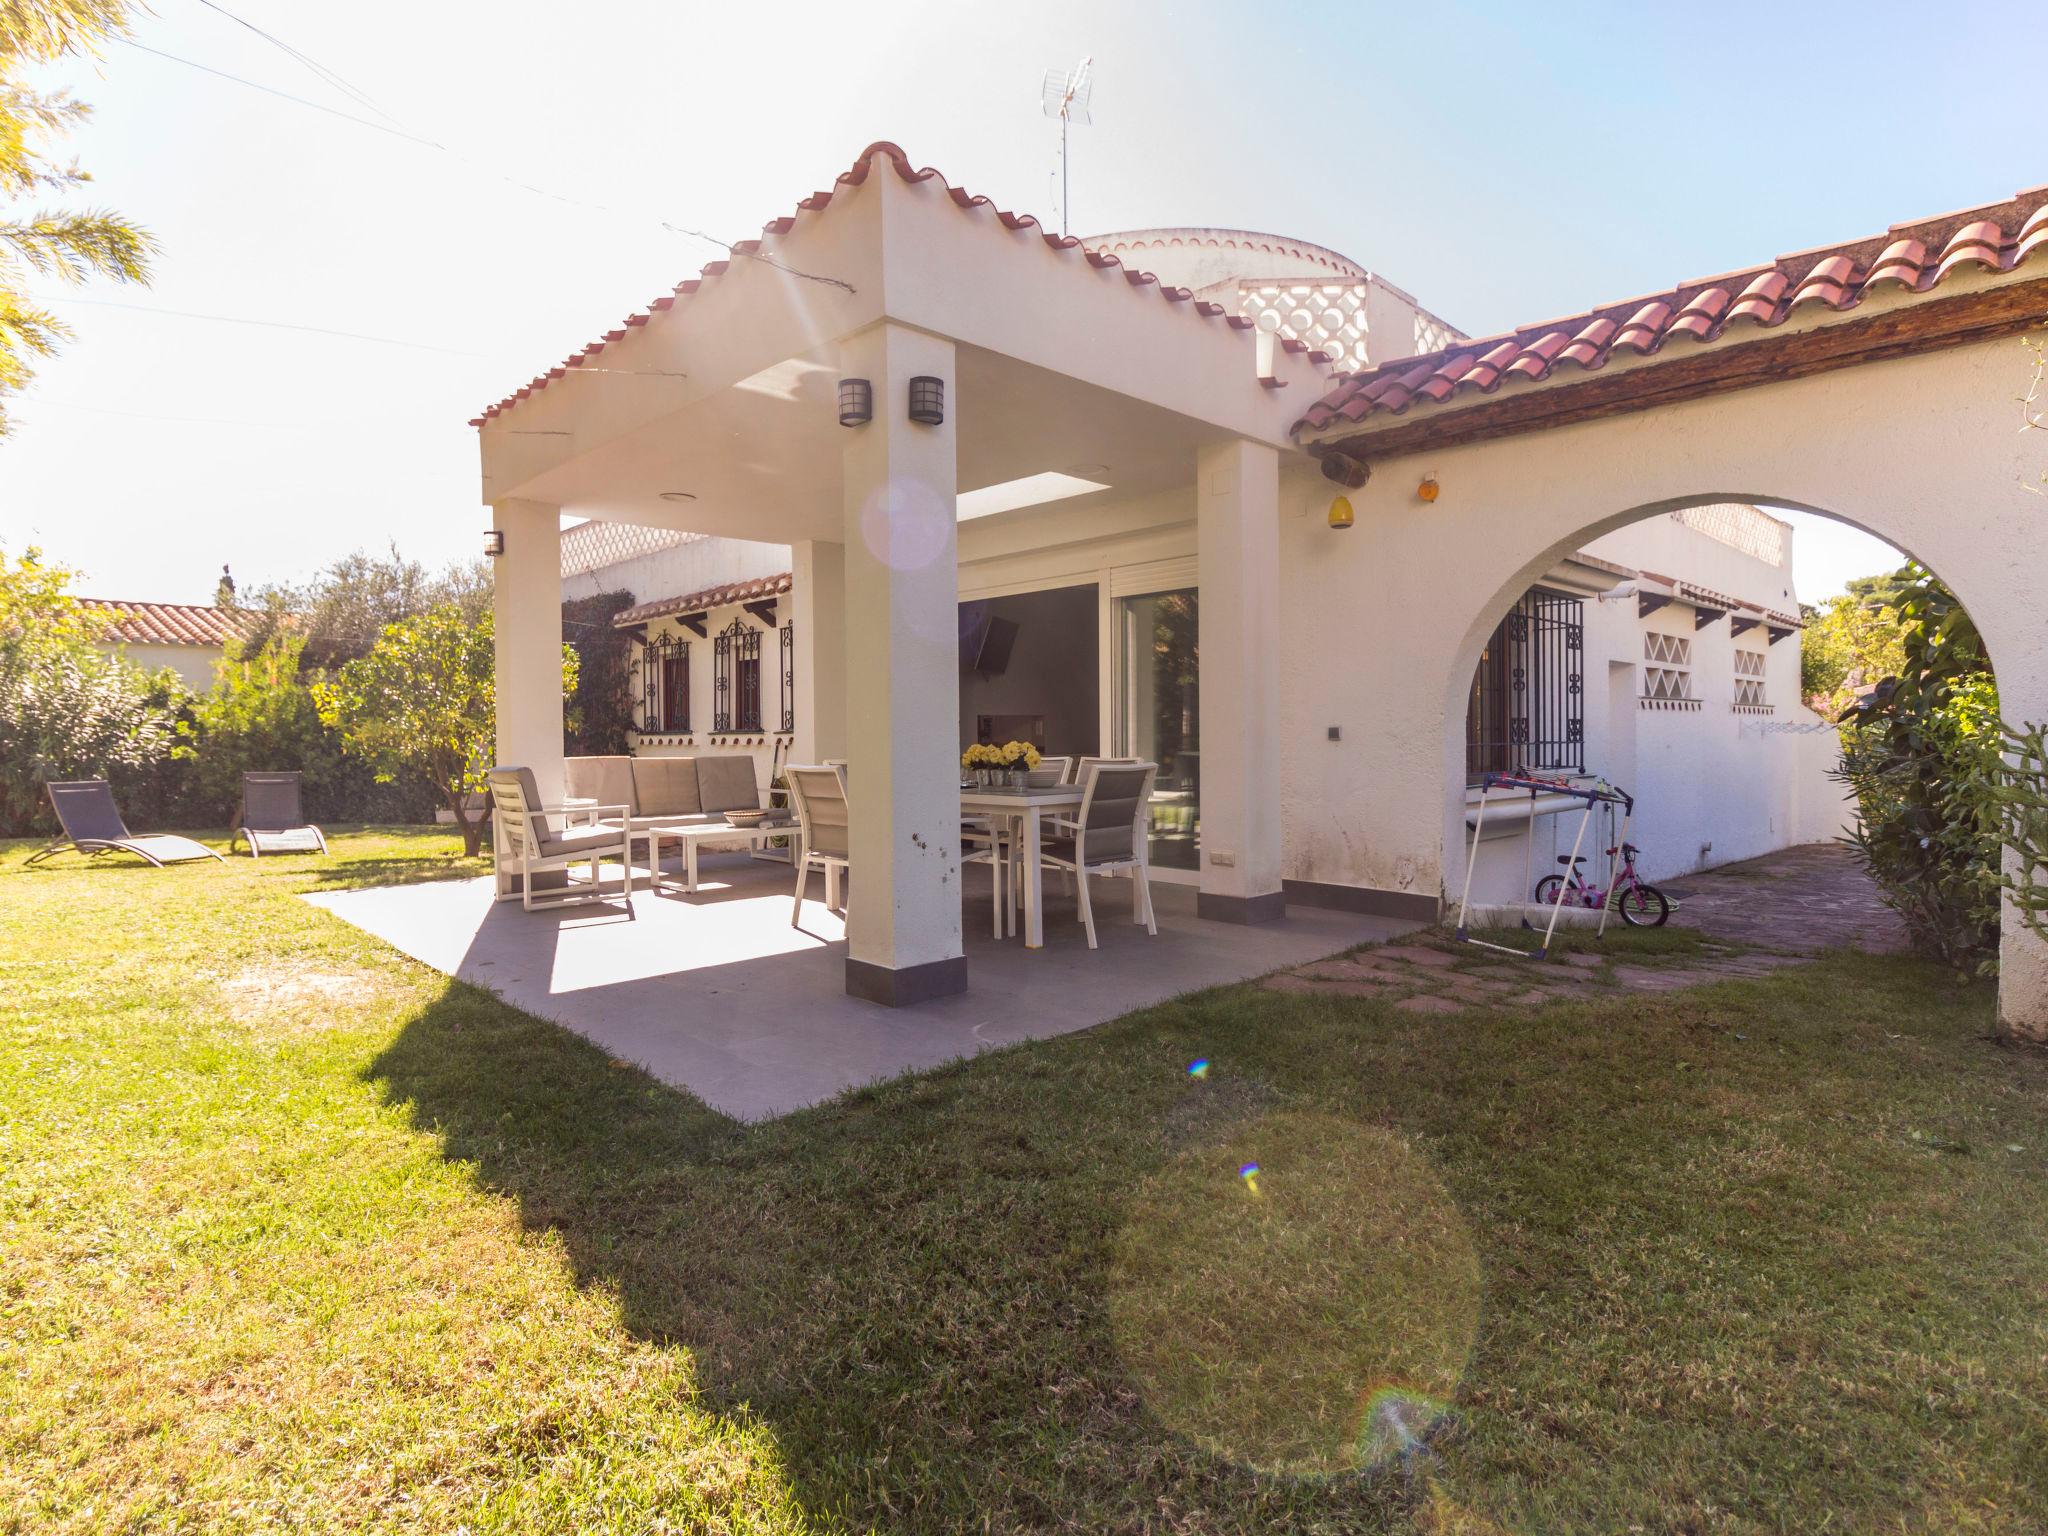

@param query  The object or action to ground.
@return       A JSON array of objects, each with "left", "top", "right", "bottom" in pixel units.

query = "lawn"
[{"left": 2, "top": 829, "right": 2045, "bottom": 1534}]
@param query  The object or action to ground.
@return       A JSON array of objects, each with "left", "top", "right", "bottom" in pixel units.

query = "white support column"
[
  {"left": 791, "top": 539, "right": 847, "bottom": 765},
  {"left": 1195, "top": 439, "right": 1285, "bottom": 922},
  {"left": 491, "top": 498, "right": 566, "bottom": 801},
  {"left": 838, "top": 323, "right": 966, "bottom": 1004}
]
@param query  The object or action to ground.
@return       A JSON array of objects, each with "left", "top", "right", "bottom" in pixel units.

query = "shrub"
[{"left": 1832, "top": 564, "right": 2003, "bottom": 971}]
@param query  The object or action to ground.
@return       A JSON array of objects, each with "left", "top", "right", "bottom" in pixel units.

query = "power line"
[
  {"left": 191, "top": 0, "right": 407, "bottom": 129},
  {"left": 117, "top": 32, "right": 856, "bottom": 293},
  {"left": 120, "top": 38, "right": 441, "bottom": 148},
  {"left": 31, "top": 292, "right": 691, "bottom": 377}
]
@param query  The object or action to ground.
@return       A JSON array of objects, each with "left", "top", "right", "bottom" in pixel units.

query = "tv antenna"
[{"left": 1039, "top": 56, "right": 1094, "bottom": 238}]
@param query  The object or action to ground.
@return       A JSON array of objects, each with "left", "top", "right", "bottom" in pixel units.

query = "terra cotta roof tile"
[
  {"left": 76, "top": 599, "right": 254, "bottom": 648},
  {"left": 472, "top": 143, "right": 1259, "bottom": 428},
  {"left": 1295, "top": 183, "right": 2048, "bottom": 436}
]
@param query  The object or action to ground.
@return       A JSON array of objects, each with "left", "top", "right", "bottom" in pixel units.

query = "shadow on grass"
[{"left": 365, "top": 978, "right": 1410, "bottom": 1532}]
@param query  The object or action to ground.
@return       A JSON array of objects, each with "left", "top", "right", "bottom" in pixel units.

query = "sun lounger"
[{"left": 26, "top": 779, "right": 224, "bottom": 868}]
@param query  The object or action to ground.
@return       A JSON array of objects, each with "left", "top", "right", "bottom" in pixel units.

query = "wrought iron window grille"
[{"left": 1466, "top": 586, "right": 1585, "bottom": 780}]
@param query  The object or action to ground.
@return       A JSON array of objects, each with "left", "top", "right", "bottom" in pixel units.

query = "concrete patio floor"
[{"left": 307, "top": 854, "right": 1418, "bottom": 1119}]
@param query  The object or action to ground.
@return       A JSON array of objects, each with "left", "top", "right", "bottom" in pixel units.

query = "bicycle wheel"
[
  {"left": 1533, "top": 874, "right": 1569, "bottom": 907},
  {"left": 1615, "top": 883, "right": 1670, "bottom": 927}
]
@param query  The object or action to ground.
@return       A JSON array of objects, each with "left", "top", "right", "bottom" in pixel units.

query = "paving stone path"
[{"left": 1265, "top": 842, "right": 1905, "bottom": 1010}]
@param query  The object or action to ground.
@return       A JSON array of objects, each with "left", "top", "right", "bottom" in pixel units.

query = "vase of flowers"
[{"left": 998, "top": 739, "right": 1039, "bottom": 787}]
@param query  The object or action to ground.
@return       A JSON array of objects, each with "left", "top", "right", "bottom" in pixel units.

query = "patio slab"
[{"left": 306, "top": 855, "right": 1418, "bottom": 1120}]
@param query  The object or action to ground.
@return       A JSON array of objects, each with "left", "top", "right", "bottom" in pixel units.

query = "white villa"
[{"left": 473, "top": 143, "right": 2048, "bottom": 1030}]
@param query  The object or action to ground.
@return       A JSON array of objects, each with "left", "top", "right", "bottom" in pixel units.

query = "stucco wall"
[
  {"left": 561, "top": 532, "right": 787, "bottom": 605},
  {"left": 96, "top": 641, "right": 224, "bottom": 692}
]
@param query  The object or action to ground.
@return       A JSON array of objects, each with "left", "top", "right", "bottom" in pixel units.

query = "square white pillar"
[
  {"left": 491, "top": 498, "right": 566, "bottom": 802},
  {"left": 838, "top": 323, "right": 967, "bottom": 1004},
  {"left": 792, "top": 539, "right": 847, "bottom": 765},
  {"left": 1195, "top": 439, "right": 1285, "bottom": 922}
]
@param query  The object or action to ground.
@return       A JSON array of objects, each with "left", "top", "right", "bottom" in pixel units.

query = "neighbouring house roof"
[
  {"left": 613, "top": 572, "right": 793, "bottom": 628},
  {"left": 77, "top": 598, "right": 254, "bottom": 648},
  {"left": 560, "top": 519, "right": 691, "bottom": 579},
  {"left": 471, "top": 142, "right": 1294, "bottom": 428},
  {"left": 1293, "top": 185, "right": 2048, "bottom": 436},
  {"left": 1636, "top": 571, "right": 1801, "bottom": 630}
]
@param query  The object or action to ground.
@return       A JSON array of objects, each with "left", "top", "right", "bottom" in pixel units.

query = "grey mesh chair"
[
  {"left": 1068, "top": 755, "right": 1137, "bottom": 784},
  {"left": 1036, "top": 761, "right": 1158, "bottom": 948},
  {"left": 27, "top": 779, "right": 224, "bottom": 868},
  {"left": 487, "top": 766, "right": 634, "bottom": 914},
  {"left": 231, "top": 771, "right": 327, "bottom": 857},
  {"left": 785, "top": 764, "right": 851, "bottom": 926}
]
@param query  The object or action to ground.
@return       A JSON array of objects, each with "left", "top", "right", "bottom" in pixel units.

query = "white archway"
[{"left": 1277, "top": 332, "right": 2048, "bottom": 1035}]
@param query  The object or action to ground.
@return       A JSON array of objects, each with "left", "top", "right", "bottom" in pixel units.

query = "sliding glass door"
[{"left": 1118, "top": 589, "right": 1200, "bottom": 871}]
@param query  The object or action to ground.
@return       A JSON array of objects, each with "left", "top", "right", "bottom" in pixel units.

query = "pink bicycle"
[{"left": 1532, "top": 841, "right": 1670, "bottom": 927}]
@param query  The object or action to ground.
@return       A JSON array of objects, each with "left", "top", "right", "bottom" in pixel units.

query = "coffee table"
[{"left": 636, "top": 818, "right": 796, "bottom": 895}]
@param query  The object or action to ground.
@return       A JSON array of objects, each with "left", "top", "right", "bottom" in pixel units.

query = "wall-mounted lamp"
[
  {"left": 482, "top": 529, "right": 505, "bottom": 557},
  {"left": 908, "top": 375, "right": 945, "bottom": 425},
  {"left": 1327, "top": 495, "right": 1355, "bottom": 531},
  {"left": 837, "top": 377, "right": 873, "bottom": 427},
  {"left": 1418, "top": 475, "right": 1440, "bottom": 504}
]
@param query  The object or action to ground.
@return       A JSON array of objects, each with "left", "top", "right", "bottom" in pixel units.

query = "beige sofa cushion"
[
  {"left": 631, "top": 755, "right": 703, "bottom": 817},
  {"left": 564, "top": 755, "right": 638, "bottom": 815},
  {"left": 695, "top": 754, "right": 760, "bottom": 814}
]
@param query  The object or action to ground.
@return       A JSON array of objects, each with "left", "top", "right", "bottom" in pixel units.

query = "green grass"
[{"left": 2, "top": 830, "right": 2045, "bottom": 1533}]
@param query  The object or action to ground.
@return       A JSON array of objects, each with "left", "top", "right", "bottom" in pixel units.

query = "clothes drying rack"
[{"left": 1454, "top": 771, "right": 1636, "bottom": 960}]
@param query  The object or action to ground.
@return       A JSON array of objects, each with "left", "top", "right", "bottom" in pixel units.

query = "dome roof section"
[{"left": 1083, "top": 227, "right": 1369, "bottom": 295}]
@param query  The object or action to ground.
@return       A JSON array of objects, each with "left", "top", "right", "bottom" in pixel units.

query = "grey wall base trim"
[
  {"left": 1197, "top": 889, "right": 1287, "bottom": 925},
  {"left": 1282, "top": 878, "right": 1441, "bottom": 924},
  {"left": 845, "top": 954, "right": 969, "bottom": 1007}
]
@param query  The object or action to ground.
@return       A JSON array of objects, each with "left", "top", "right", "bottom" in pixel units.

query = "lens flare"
[
  {"left": 1107, "top": 1113, "right": 1480, "bottom": 1480},
  {"left": 1187, "top": 1058, "right": 1211, "bottom": 1078}
]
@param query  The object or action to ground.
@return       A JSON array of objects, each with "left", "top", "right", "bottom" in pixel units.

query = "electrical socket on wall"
[{"left": 1209, "top": 850, "right": 1236, "bottom": 868}]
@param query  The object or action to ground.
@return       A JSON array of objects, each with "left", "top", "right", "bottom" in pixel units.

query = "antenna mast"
[{"left": 1039, "top": 56, "right": 1094, "bottom": 238}]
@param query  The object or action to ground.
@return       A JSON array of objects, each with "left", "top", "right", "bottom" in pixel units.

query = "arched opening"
[{"left": 1438, "top": 496, "right": 1997, "bottom": 936}]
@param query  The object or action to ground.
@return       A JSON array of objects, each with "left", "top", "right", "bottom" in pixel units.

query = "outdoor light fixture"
[
  {"left": 482, "top": 529, "right": 505, "bottom": 557},
  {"left": 837, "top": 377, "right": 873, "bottom": 427},
  {"left": 908, "top": 375, "right": 945, "bottom": 425},
  {"left": 1418, "top": 475, "right": 1441, "bottom": 503},
  {"left": 1327, "top": 495, "right": 1355, "bottom": 531}
]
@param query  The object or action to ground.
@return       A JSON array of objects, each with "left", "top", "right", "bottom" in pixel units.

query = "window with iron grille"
[
  {"left": 1465, "top": 587, "right": 1584, "bottom": 780},
  {"left": 779, "top": 621, "right": 795, "bottom": 733},
  {"left": 714, "top": 619, "right": 762, "bottom": 732},
  {"left": 640, "top": 632, "right": 689, "bottom": 733}
]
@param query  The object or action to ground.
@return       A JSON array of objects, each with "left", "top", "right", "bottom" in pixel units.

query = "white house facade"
[
  {"left": 76, "top": 597, "right": 250, "bottom": 691},
  {"left": 478, "top": 143, "right": 2048, "bottom": 1030}
]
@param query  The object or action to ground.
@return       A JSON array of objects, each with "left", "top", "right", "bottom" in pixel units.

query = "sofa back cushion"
[
  {"left": 565, "top": 755, "right": 638, "bottom": 815},
  {"left": 630, "top": 755, "right": 703, "bottom": 817},
  {"left": 695, "top": 754, "right": 760, "bottom": 814}
]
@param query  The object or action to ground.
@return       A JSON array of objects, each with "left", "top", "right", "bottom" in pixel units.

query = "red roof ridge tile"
[
  {"left": 1295, "top": 182, "right": 2048, "bottom": 437},
  {"left": 75, "top": 597, "right": 257, "bottom": 647},
  {"left": 472, "top": 142, "right": 1255, "bottom": 429},
  {"left": 612, "top": 572, "right": 794, "bottom": 627}
]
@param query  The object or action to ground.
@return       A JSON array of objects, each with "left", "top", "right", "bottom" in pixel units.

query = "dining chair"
[
  {"left": 785, "top": 764, "right": 852, "bottom": 926},
  {"left": 1035, "top": 755, "right": 1073, "bottom": 783},
  {"left": 1036, "top": 761, "right": 1159, "bottom": 948},
  {"left": 1068, "top": 755, "right": 1137, "bottom": 784}
]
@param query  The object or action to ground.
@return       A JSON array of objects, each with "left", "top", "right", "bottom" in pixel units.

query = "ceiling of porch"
[{"left": 504, "top": 339, "right": 1254, "bottom": 543}]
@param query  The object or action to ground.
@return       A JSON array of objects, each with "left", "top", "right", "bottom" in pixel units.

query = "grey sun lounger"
[
  {"left": 26, "top": 779, "right": 225, "bottom": 868},
  {"left": 231, "top": 771, "right": 328, "bottom": 857}
]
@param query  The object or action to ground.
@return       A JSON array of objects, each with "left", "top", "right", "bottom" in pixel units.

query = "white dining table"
[{"left": 960, "top": 783, "right": 1083, "bottom": 949}]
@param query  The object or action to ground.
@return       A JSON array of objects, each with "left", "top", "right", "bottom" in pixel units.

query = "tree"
[
  {"left": 244, "top": 545, "right": 491, "bottom": 669},
  {"left": 2, "top": 0, "right": 157, "bottom": 434},
  {"left": 0, "top": 543, "right": 172, "bottom": 833},
  {"left": 316, "top": 605, "right": 576, "bottom": 856},
  {"left": 1800, "top": 581, "right": 1907, "bottom": 714}
]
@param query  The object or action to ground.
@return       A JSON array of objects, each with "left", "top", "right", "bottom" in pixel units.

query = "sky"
[{"left": 3, "top": 0, "right": 2043, "bottom": 606}]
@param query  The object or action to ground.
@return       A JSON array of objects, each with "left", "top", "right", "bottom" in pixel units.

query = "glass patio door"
[{"left": 1117, "top": 589, "right": 1200, "bottom": 871}]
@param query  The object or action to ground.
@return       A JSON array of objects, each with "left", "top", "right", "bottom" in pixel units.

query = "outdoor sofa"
[{"left": 563, "top": 754, "right": 765, "bottom": 832}]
